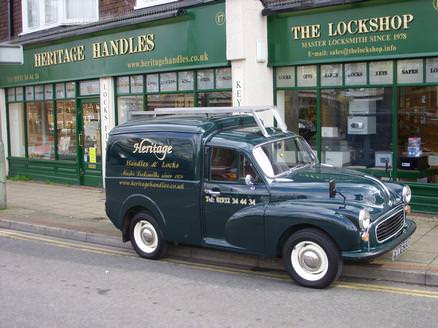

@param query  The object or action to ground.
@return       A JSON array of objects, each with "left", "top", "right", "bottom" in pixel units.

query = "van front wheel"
[
  {"left": 282, "top": 229, "right": 342, "bottom": 288},
  {"left": 129, "top": 212, "right": 167, "bottom": 259}
]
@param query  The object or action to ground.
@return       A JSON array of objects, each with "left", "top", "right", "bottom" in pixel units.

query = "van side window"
[
  {"left": 210, "top": 147, "right": 239, "bottom": 182},
  {"left": 210, "top": 147, "right": 258, "bottom": 183}
]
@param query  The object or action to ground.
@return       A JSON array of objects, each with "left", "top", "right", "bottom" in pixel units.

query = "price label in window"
[
  {"left": 345, "top": 62, "right": 367, "bottom": 85},
  {"left": 369, "top": 61, "right": 393, "bottom": 85},
  {"left": 297, "top": 65, "right": 317, "bottom": 87},
  {"left": 276, "top": 67, "right": 295, "bottom": 88},
  {"left": 397, "top": 59, "right": 423, "bottom": 84},
  {"left": 426, "top": 58, "right": 438, "bottom": 83},
  {"left": 321, "top": 64, "right": 342, "bottom": 86}
]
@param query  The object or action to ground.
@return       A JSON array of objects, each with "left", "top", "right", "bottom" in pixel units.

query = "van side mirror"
[{"left": 329, "top": 179, "right": 337, "bottom": 198}]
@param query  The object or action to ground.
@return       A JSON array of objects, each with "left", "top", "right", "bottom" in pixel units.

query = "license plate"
[{"left": 392, "top": 239, "right": 410, "bottom": 261}]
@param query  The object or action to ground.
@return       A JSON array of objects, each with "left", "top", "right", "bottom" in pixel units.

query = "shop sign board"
[
  {"left": 0, "top": 2, "right": 227, "bottom": 87},
  {"left": 268, "top": 0, "right": 438, "bottom": 65}
]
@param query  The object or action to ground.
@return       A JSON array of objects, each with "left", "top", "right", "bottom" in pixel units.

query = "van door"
[{"left": 202, "top": 146, "right": 269, "bottom": 253}]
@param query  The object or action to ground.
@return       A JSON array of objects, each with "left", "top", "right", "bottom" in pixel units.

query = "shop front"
[
  {"left": 0, "top": 1, "right": 229, "bottom": 187},
  {"left": 268, "top": 0, "right": 438, "bottom": 213}
]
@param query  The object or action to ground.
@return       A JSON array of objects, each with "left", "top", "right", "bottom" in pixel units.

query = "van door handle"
[{"left": 204, "top": 189, "right": 221, "bottom": 196}]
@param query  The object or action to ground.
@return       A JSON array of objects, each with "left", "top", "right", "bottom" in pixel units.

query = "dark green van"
[{"left": 105, "top": 107, "right": 415, "bottom": 288}]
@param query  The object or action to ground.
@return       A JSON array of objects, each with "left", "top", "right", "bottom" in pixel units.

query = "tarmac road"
[{"left": 1, "top": 229, "right": 437, "bottom": 328}]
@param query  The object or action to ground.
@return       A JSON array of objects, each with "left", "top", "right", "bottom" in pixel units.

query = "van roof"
[{"left": 110, "top": 114, "right": 266, "bottom": 137}]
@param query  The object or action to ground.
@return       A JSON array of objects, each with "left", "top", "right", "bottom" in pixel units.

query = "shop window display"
[
  {"left": 56, "top": 100, "right": 76, "bottom": 160},
  {"left": 8, "top": 103, "right": 25, "bottom": 157},
  {"left": 398, "top": 86, "right": 438, "bottom": 183},
  {"left": 26, "top": 101, "right": 55, "bottom": 159},
  {"left": 277, "top": 90, "right": 317, "bottom": 149},
  {"left": 118, "top": 96, "right": 144, "bottom": 124},
  {"left": 321, "top": 88, "right": 392, "bottom": 168}
]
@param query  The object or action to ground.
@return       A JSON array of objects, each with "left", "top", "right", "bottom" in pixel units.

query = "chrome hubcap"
[
  {"left": 133, "top": 220, "right": 158, "bottom": 254},
  {"left": 301, "top": 250, "right": 321, "bottom": 272},
  {"left": 291, "top": 241, "right": 329, "bottom": 281}
]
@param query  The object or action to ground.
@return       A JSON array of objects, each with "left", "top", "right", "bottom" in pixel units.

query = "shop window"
[
  {"left": 56, "top": 83, "right": 65, "bottom": 99},
  {"left": 56, "top": 100, "right": 76, "bottom": 160},
  {"left": 44, "top": 84, "right": 53, "bottom": 100},
  {"left": 215, "top": 68, "right": 232, "bottom": 89},
  {"left": 160, "top": 72, "right": 177, "bottom": 92},
  {"left": 26, "top": 101, "right": 55, "bottom": 160},
  {"left": 16, "top": 87, "right": 24, "bottom": 101},
  {"left": 8, "top": 103, "right": 25, "bottom": 157},
  {"left": 26, "top": 86, "right": 34, "bottom": 101},
  {"left": 398, "top": 86, "right": 438, "bottom": 184},
  {"left": 22, "top": 0, "right": 98, "bottom": 34},
  {"left": 197, "top": 70, "right": 214, "bottom": 90},
  {"left": 7, "top": 89, "right": 15, "bottom": 102},
  {"left": 147, "top": 94, "right": 194, "bottom": 111},
  {"left": 79, "top": 80, "right": 99, "bottom": 96},
  {"left": 130, "top": 75, "right": 144, "bottom": 93},
  {"left": 146, "top": 74, "right": 159, "bottom": 93},
  {"left": 66, "top": 82, "right": 76, "bottom": 98},
  {"left": 116, "top": 77, "right": 130, "bottom": 94},
  {"left": 178, "top": 71, "right": 194, "bottom": 91},
  {"left": 277, "top": 90, "right": 317, "bottom": 149},
  {"left": 198, "top": 92, "right": 232, "bottom": 107},
  {"left": 118, "top": 96, "right": 144, "bottom": 125},
  {"left": 321, "top": 88, "right": 392, "bottom": 169},
  {"left": 35, "top": 85, "right": 44, "bottom": 100}
]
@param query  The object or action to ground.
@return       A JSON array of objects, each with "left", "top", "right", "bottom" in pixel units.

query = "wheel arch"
[
  {"left": 276, "top": 224, "right": 343, "bottom": 258},
  {"left": 119, "top": 194, "right": 166, "bottom": 242}
]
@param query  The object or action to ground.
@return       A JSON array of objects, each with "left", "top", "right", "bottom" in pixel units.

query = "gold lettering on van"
[{"left": 133, "top": 139, "right": 173, "bottom": 161}]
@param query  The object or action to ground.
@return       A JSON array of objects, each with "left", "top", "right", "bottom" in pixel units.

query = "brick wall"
[
  {"left": 0, "top": 0, "right": 22, "bottom": 41},
  {"left": 100, "top": 0, "right": 136, "bottom": 20},
  {"left": 0, "top": 0, "right": 10, "bottom": 41}
]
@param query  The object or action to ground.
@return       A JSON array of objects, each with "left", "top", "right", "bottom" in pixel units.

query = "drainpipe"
[{"left": 8, "top": 0, "right": 12, "bottom": 40}]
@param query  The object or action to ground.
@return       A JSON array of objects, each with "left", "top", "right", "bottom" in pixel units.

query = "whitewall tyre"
[
  {"left": 129, "top": 211, "right": 167, "bottom": 260},
  {"left": 282, "top": 228, "right": 342, "bottom": 288}
]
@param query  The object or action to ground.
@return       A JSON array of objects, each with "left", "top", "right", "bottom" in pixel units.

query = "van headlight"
[
  {"left": 402, "top": 185, "right": 411, "bottom": 204},
  {"left": 359, "top": 209, "right": 370, "bottom": 230}
]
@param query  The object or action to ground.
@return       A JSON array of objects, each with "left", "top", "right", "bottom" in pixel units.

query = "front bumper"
[{"left": 341, "top": 218, "right": 416, "bottom": 261}]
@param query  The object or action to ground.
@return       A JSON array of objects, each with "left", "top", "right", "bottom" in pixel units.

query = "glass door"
[{"left": 79, "top": 98, "right": 102, "bottom": 187}]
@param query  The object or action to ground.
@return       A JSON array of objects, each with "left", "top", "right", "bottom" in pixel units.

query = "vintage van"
[{"left": 105, "top": 107, "right": 416, "bottom": 288}]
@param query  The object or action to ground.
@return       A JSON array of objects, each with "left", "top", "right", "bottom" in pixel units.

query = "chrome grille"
[{"left": 376, "top": 209, "right": 405, "bottom": 243}]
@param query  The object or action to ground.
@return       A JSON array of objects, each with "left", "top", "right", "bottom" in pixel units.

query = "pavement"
[{"left": 1, "top": 180, "right": 438, "bottom": 287}]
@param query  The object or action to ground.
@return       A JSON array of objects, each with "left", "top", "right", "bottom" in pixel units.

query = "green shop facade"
[
  {"left": 268, "top": 0, "right": 438, "bottom": 213},
  {"left": 0, "top": 2, "right": 231, "bottom": 188}
]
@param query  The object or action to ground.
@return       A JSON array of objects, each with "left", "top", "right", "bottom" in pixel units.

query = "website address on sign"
[
  {"left": 128, "top": 52, "right": 209, "bottom": 69},
  {"left": 308, "top": 45, "right": 397, "bottom": 58}
]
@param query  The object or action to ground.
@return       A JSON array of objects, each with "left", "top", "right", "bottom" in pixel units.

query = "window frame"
[
  {"left": 206, "top": 146, "right": 261, "bottom": 184},
  {"left": 134, "top": 0, "right": 178, "bottom": 10},
  {"left": 21, "top": 0, "right": 99, "bottom": 34}
]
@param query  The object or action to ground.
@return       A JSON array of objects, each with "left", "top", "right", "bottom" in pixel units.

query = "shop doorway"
[{"left": 78, "top": 98, "right": 102, "bottom": 187}]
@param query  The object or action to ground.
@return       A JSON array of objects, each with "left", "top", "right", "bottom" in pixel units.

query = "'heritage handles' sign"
[
  {"left": 268, "top": 0, "right": 438, "bottom": 65},
  {"left": 0, "top": 2, "right": 226, "bottom": 87}
]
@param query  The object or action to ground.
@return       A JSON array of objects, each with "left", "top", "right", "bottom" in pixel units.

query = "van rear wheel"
[
  {"left": 129, "top": 211, "right": 167, "bottom": 259},
  {"left": 282, "top": 228, "right": 342, "bottom": 288}
]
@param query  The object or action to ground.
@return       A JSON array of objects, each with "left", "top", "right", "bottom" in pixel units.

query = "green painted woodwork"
[
  {"left": 406, "top": 183, "right": 438, "bottom": 214},
  {"left": 8, "top": 157, "right": 79, "bottom": 185},
  {"left": 0, "top": 2, "right": 227, "bottom": 87},
  {"left": 268, "top": 0, "right": 438, "bottom": 66}
]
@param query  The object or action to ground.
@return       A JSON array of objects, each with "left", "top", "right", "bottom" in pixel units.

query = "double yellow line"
[{"left": 1, "top": 229, "right": 438, "bottom": 299}]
